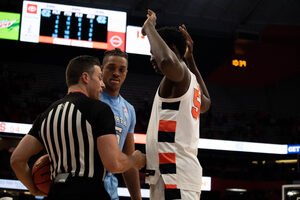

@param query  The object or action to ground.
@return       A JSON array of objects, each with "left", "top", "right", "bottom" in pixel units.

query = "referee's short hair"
[{"left": 66, "top": 55, "right": 101, "bottom": 87}]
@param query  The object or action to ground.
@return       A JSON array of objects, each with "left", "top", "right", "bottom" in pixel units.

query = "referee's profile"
[{"left": 10, "top": 55, "right": 146, "bottom": 199}]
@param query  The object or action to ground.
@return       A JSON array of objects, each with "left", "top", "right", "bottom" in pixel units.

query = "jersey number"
[{"left": 192, "top": 85, "right": 201, "bottom": 119}]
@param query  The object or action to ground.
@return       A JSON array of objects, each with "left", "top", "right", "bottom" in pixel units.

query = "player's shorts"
[{"left": 150, "top": 176, "right": 201, "bottom": 200}]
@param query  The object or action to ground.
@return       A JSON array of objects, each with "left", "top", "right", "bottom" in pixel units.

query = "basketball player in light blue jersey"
[{"left": 100, "top": 48, "right": 142, "bottom": 200}]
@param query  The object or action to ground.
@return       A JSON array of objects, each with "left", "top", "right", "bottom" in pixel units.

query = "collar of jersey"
[
  {"left": 68, "top": 91, "right": 88, "bottom": 97},
  {"left": 102, "top": 91, "right": 120, "bottom": 105}
]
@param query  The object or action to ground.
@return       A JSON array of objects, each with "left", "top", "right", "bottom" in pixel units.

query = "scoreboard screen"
[{"left": 20, "top": 1, "right": 126, "bottom": 51}]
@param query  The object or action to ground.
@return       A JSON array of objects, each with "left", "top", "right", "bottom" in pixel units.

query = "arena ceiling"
[{"left": 2, "top": 0, "right": 300, "bottom": 38}]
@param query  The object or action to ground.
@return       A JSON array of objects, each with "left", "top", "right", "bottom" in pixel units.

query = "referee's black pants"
[{"left": 47, "top": 176, "right": 110, "bottom": 200}]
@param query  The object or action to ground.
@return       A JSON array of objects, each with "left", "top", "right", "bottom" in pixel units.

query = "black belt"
[
  {"left": 145, "top": 169, "right": 155, "bottom": 177},
  {"left": 54, "top": 173, "right": 101, "bottom": 184},
  {"left": 54, "top": 173, "right": 70, "bottom": 184}
]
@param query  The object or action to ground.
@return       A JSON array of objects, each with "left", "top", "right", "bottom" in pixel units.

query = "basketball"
[{"left": 32, "top": 154, "right": 52, "bottom": 194}]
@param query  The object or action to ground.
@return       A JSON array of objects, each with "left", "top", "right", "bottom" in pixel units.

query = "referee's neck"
[{"left": 68, "top": 85, "right": 88, "bottom": 97}]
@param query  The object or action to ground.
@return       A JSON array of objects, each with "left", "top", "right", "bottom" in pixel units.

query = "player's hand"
[
  {"left": 142, "top": 9, "right": 157, "bottom": 36},
  {"left": 179, "top": 24, "right": 194, "bottom": 59},
  {"left": 132, "top": 150, "right": 146, "bottom": 170}
]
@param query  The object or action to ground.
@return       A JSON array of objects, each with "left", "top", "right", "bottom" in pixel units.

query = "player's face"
[
  {"left": 88, "top": 65, "right": 105, "bottom": 100},
  {"left": 101, "top": 56, "right": 128, "bottom": 93}
]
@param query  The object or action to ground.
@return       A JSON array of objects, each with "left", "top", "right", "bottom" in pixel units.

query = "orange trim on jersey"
[
  {"left": 164, "top": 184, "right": 178, "bottom": 189},
  {"left": 159, "top": 153, "right": 176, "bottom": 164},
  {"left": 159, "top": 120, "right": 176, "bottom": 132}
]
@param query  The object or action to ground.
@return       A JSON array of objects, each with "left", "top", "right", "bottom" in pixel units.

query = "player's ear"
[{"left": 81, "top": 72, "right": 89, "bottom": 84}]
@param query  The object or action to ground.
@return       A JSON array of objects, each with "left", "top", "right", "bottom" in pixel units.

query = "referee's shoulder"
[{"left": 90, "top": 98, "right": 113, "bottom": 112}]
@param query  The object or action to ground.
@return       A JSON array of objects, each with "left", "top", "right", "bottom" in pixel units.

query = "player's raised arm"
[
  {"left": 179, "top": 24, "right": 211, "bottom": 113},
  {"left": 141, "top": 9, "right": 186, "bottom": 82}
]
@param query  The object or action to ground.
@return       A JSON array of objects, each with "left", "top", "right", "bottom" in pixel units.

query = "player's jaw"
[
  {"left": 104, "top": 77, "right": 121, "bottom": 92},
  {"left": 109, "top": 77, "right": 121, "bottom": 85}
]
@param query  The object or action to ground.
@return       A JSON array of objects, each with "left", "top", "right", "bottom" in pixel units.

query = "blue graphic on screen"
[
  {"left": 287, "top": 145, "right": 300, "bottom": 154},
  {"left": 96, "top": 16, "right": 107, "bottom": 24},
  {"left": 39, "top": 9, "right": 108, "bottom": 42},
  {"left": 41, "top": 9, "right": 51, "bottom": 18}
]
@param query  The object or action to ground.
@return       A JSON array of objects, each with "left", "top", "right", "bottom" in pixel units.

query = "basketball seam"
[
  {"left": 32, "top": 164, "right": 51, "bottom": 177},
  {"left": 34, "top": 179, "right": 52, "bottom": 185}
]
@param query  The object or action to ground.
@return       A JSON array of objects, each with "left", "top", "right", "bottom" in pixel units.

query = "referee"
[{"left": 10, "top": 55, "right": 146, "bottom": 199}]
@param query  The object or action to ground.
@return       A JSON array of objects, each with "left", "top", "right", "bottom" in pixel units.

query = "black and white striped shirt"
[{"left": 29, "top": 92, "right": 116, "bottom": 180}]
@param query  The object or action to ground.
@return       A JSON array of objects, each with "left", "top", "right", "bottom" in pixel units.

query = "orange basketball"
[{"left": 32, "top": 154, "right": 52, "bottom": 194}]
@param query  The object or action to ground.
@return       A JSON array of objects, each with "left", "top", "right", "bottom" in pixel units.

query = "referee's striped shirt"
[{"left": 29, "top": 92, "right": 116, "bottom": 180}]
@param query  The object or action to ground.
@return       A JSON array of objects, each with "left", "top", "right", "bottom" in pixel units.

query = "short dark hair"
[
  {"left": 102, "top": 48, "right": 128, "bottom": 65},
  {"left": 65, "top": 55, "right": 100, "bottom": 87},
  {"left": 157, "top": 26, "right": 186, "bottom": 59}
]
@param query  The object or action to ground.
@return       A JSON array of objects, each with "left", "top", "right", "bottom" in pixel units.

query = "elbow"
[
  {"left": 106, "top": 164, "right": 120, "bottom": 174},
  {"left": 200, "top": 98, "right": 211, "bottom": 114},
  {"left": 10, "top": 151, "right": 27, "bottom": 172},
  {"left": 104, "top": 160, "right": 124, "bottom": 174},
  {"left": 10, "top": 153, "right": 19, "bottom": 171},
  {"left": 159, "top": 58, "right": 184, "bottom": 82},
  {"left": 158, "top": 57, "right": 174, "bottom": 71}
]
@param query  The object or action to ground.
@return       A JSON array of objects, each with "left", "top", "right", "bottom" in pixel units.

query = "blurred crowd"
[
  {"left": 1, "top": 63, "right": 299, "bottom": 145},
  {"left": 200, "top": 109, "right": 300, "bottom": 144},
  {"left": 0, "top": 63, "right": 299, "bottom": 200}
]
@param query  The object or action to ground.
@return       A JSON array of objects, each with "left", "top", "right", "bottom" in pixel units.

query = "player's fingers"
[
  {"left": 181, "top": 25, "right": 191, "bottom": 39},
  {"left": 181, "top": 25, "right": 193, "bottom": 44},
  {"left": 179, "top": 25, "right": 184, "bottom": 32},
  {"left": 148, "top": 9, "right": 154, "bottom": 14},
  {"left": 179, "top": 26, "right": 189, "bottom": 38},
  {"left": 148, "top": 9, "right": 156, "bottom": 18},
  {"left": 179, "top": 24, "right": 186, "bottom": 31}
]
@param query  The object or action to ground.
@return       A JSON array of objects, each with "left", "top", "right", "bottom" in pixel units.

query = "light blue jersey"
[{"left": 100, "top": 91, "right": 136, "bottom": 200}]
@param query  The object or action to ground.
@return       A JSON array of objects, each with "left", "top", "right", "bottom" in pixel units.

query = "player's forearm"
[
  {"left": 122, "top": 133, "right": 142, "bottom": 199},
  {"left": 185, "top": 54, "right": 198, "bottom": 77},
  {"left": 144, "top": 24, "right": 173, "bottom": 64},
  {"left": 123, "top": 168, "right": 142, "bottom": 200},
  {"left": 144, "top": 24, "right": 182, "bottom": 80},
  {"left": 185, "top": 55, "right": 211, "bottom": 112},
  {"left": 142, "top": 9, "right": 184, "bottom": 81}
]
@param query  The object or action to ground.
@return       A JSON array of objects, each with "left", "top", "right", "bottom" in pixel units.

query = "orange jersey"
[{"left": 146, "top": 70, "right": 202, "bottom": 192}]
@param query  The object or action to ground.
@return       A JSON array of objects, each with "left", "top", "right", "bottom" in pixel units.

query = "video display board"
[
  {"left": 20, "top": 1, "right": 126, "bottom": 51},
  {"left": 126, "top": 25, "right": 151, "bottom": 56}
]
